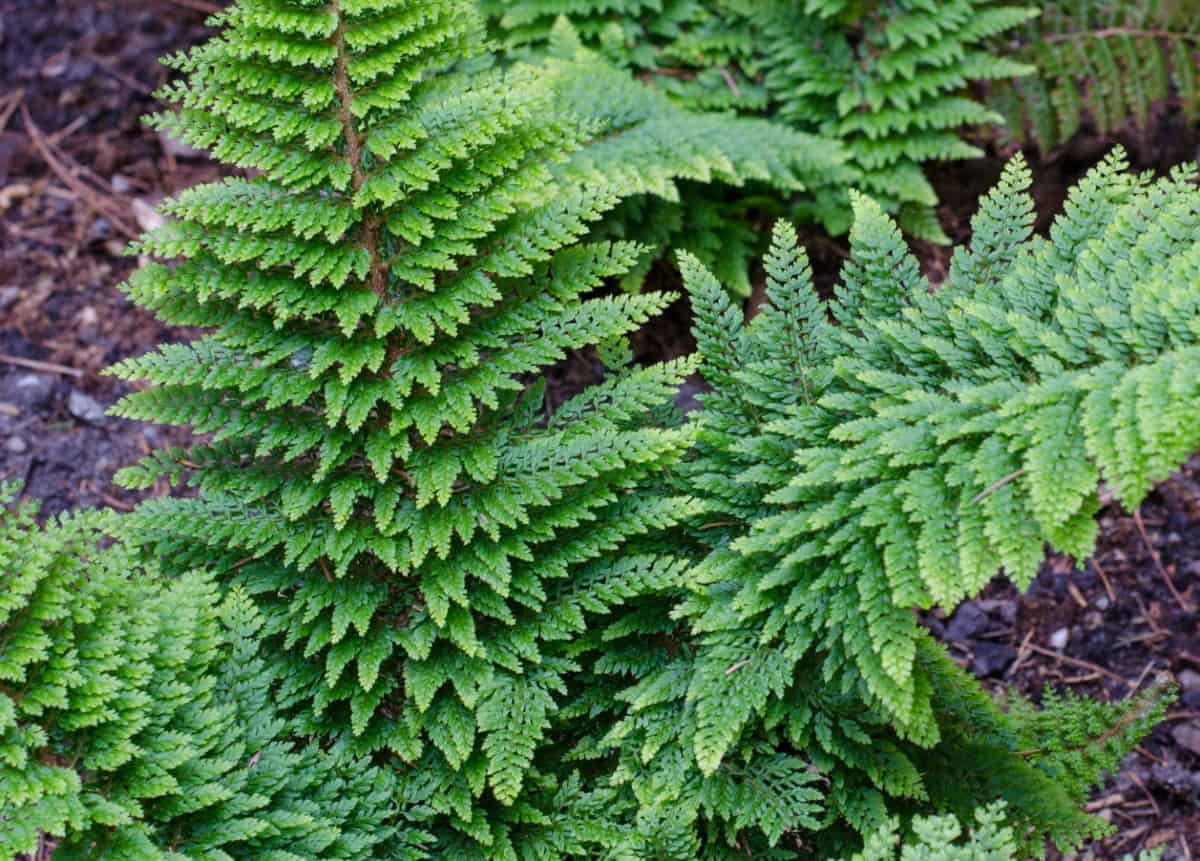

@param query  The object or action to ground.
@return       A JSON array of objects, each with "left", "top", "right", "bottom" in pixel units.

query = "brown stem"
[
  {"left": 1040, "top": 27, "right": 1200, "bottom": 45},
  {"left": 331, "top": 2, "right": 386, "bottom": 299}
]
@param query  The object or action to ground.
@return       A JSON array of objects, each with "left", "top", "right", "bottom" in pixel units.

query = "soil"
[{"left": 0, "top": 1, "right": 1197, "bottom": 858}]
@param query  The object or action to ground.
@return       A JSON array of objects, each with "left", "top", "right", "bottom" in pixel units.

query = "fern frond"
[{"left": 991, "top": 0, "right": 1200, "bottom": 150}]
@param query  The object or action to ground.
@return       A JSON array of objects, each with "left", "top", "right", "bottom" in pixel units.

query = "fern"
[
  {"left": 0, "top": 489, "right": 399, "bottom": 859},
  {"left": 728, "top": 0, "right": 1035, "bottom": 240},
  {"left": 535, "top": 21, "right": 851, "bottom": 294},
  {"left": 991, "top": 0, "right": 1200, "bottom": 152},
  {"left": 847, "top": 803, "right": 1019, "bottom": 861},
  {"left": 106, "top": 0, "right": 696, "bottom": 853},
  {"left": 681, "top": 148, "right": 1200, "bottom": 724},
  {"left": 851, "top": 802, "right": 1163, "bottom": 861},
  {"left": 576, "top": 150, "right": 1191, "bottom": 856},
  {"left": 484, "top": 0, "right": 1036, "bottom": 241},
  {"left": 482, "top": 0, "right": 764, "bottom": 112}
]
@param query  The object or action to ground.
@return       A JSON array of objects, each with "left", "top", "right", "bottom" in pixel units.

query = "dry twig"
[
  {"left": 1133, "top": 509, "right": 1193, "bottom": 612},
  {"left": 1025, "top": 642, "right": 1130, "bottom": 685},
  {"left": 0, "top": 354, "right": 85, "bottom": 379},
  {"left": 0, "top": 88, "right": 24, "bottom": 133},
  {"left": 21, "top": 105, "right": 139, "bottom": 240}
]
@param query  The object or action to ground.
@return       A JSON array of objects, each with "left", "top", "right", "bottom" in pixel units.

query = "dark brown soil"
[
  {"left": 0, "top": 0, "right": 217, "bottom": 515},
  {"left": 0, "top": 1, "right": 1196, "bottom": 857}
]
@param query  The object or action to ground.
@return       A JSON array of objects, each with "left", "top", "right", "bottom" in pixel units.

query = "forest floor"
[{"left": 0, "top": 0, "right": 1197, "bottom": 857}]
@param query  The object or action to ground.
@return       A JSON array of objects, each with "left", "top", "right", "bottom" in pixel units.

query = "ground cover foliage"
[{"left": 2, "top": 0, "right": 1200, "bottom": 858}]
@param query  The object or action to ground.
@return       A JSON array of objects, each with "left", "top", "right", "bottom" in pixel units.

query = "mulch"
[{"left": 0, "top": 1, "right": 1196, "bottom": 857}]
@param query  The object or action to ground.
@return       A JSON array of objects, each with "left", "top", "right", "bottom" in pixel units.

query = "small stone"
[
  {"left": 110, "top": 174, "right": 133, "bottom": 194},
  {"left": 289, "top": 346, "right": 313, "bottom": 370},
  {"left": 4, "top": 373, "right": 54, "bottom": 409},
  {"left": 0, "top": 286, "right": 19, "bottom": 311},
  {"left": 971, "top": 642, "right": 1017, "bottom": 678},
  {"left": 1150, "top": 761, "right": 1200, "bottom": 794},
  {"left": 675, "top": 375, "right": 707, "bottom": 414},
  {"left": 132, "top": 198, "right": 165, "bottom": 233},
  {"left": 976, "top": 599, "right": 1018, "bottom": 625},
  {"left": 68, "top": 390, "right": 106, "bottom": 424},
  {"left": 1048, "top": 627, "right": 1070, "bottom": 650},
  {"left": 5, "top": 436, "right": 27, "bottom": 454},
  {"left": 1179, "top": 670, "right": 1200, "bottom": 709},
  {"left": 76, "top": 305, "right": 99, "bottom": 337},
  {"left": 945, "top": 603, "right": 988, "bottom": 641},
  {"left": 88, "top": 216, "right": 113, "bottom": 241},
  {"left": 1170, "top": 721, "right": 1200, "bottom": 757},
  {"left": 1095, "top": 595, "right": 1111, "bottom": 610}
]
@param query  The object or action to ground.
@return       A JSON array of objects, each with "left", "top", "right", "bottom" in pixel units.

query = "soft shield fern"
[
  {"left": 484, "top": 0, "right": 1036, "bottom": 241},
  {"left": 847, "top": 804, "right": 1019, "bottom": 861},
  {"left": 574, "top": 150, "right": 1192, "bottom": 856},
  {"left": 536, "top": 22, "right": 851, "bottom": 295},
  {"left": 731, "top": 0, "right": 1036, "bottom": 240},
  {"left": 990, "top": 0, "right": 1200, "bottom": 152},
  {"left": 481, "top": 0, "right": 764, "bottom": 112},
  {"left": 106, "top": 0, "right": 696, "bottom": 853},
  {"left": 680, "top": 147, "right": 1199, "bottom": 731},
  {"left": 0, "top": 490, "right": 397, "bottom": 860},
  {"left": 849, "top": 802, "right": 1162, "bottom": 861}
]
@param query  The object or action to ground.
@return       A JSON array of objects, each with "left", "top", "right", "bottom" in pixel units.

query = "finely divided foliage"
[
  {"left": 0, "top": 491, "right": 396, "bottom": 859},
  {"left": 483, "top": 0, "right": 1036, "bottom": 241},
  {"left": 991, "top": 0, "right": 1200, "bottom": 152},
  {"left": 108, "top": 0, "right": 694, "bottom": 853},
  {"left": 722, "top": 0, "right": 1035, "bottom": 240},
  {"left": 581, "top": 151, "right": 1188, "bottom": 855},
  {"left": 11, "top": 0, "right": 1196, "bottom": 856},
  {"left": 535, "top": 22, "right": 850, "bottom": 295},
  {"left": 681, "top": 149, "right": 1198, "bottom": 736}
]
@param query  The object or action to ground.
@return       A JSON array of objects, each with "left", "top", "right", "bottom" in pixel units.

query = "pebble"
[
  {"left": 975, "top": 599, "right": 1017, "bottom": 625},
  {"left": 132, "top": 198, "right": 165, "bottom": 233},
  {"left": 76, "top": 305, "right": 99, "bottom": 338},
  {"left": 0, "top": 286, "right": 18, "bottom": 311},
  {"left": 88, "top": 217, "right": 113, "bottom": 241},
  {"left": 5, "top": 436, "right": 27, "bottom": 454},
  {"left": 4, "top": 373, "right": 54, "bottom": 409},
  {"left": 1170, "top": 721, "right": 1200, "bottom": 757},
  {"left": 158, "top": 129, "right": 207, "bottom": 161},
  {"left": 68, "top": 390, "right": 106, "bottom": 424},
  {"left": 971, "top": 642, "right": 1017, "bottom": 678},
  {"left": 1179, "top": 669, "right": 1200, "bottom": 709},
  {"left": 945, "top": 603, "right": 988, "bottom": 641}
]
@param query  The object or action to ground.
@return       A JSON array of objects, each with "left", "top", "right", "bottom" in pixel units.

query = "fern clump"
[
  {"left": 851, "top": 803, "right": 1162, "bottom": 861},
  {"left": 0, "top": 489, "right": 395, "bottom": 859},
  {"left": 847, "top": 803, "right": 1018, "bottom": 861},
  {"left": 680, "top": 147, "right": 1198, "bottom": 725},
  {"left": 991, "top": 0, "right": 1200, "bottom": 152},
  {"left": 106, "top": 0, "right": 696, "bottom": 852},
  {"left": 482, "top": 0, "right": 762, "bottom": 112},
  {"left": 484, "top": 0, "right": 1035, "bottom": 241},
  {"left": 726, "top": 0, "right": 1036, "bottom": 240},
  {"left": 570, "top": 150, "right": 1191, "bottom": 856},
  {"left": 537, "top": 23, "right": 851, "bottom": 294}
]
